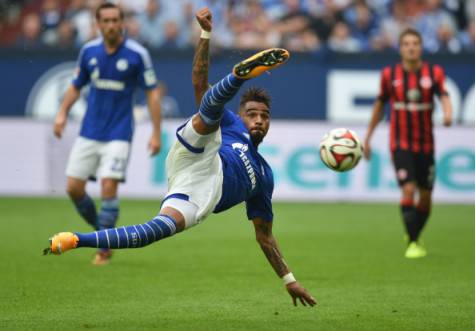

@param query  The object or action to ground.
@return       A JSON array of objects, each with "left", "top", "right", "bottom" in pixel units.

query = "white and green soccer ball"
[{"left": 319, "top": 128, "right": 363, "bottom": 172}]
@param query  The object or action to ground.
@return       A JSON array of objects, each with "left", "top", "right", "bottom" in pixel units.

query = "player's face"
[
  {"left": 399, "top": 34, "right": 422, "bottom": 62},
  {"left": 97, "top": 8, "right": 123, "bottom": 44},
  {"left": 239, "top": 101, "right": 270, "bottom": 146}
]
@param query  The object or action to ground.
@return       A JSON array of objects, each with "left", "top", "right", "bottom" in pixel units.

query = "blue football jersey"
[
  {"left": 72, "top": 38, "right": 157, "bottom": 142},
  {"left": 214, "top": 109, "right": 274, "bottom": 221}
]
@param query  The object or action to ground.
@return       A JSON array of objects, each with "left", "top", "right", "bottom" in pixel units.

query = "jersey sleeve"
[
  {"left": 377, "top": 66, "right": 391, "bottom": 103},
  {"left": 137, "top": 48, "right": 158, "bottom": 90},
  {"left": 245, "top": 169, "right": 274, "bottom": 222},
  {"left": 433, "top": 65, "right": 449, "bottom": 96},
  {"left": 72, "top": 47, "right": 90, "bottom": 89}
]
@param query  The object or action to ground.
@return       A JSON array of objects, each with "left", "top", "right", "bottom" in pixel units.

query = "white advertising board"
[{"left": 0, "top": 119, "right": 474, "bottom": 203}]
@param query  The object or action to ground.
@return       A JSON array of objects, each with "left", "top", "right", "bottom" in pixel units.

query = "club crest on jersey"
[
  {"left": 88, "top": 57, "right": 97, "bottom": 66},
  {"left": 420, "top": 76, "right": 432, "bottom": 89},
  {"left": 407, "top": 88, "right": 420, "bottom": 102},
  {"left": 116, "top": 59, "right": 128, "bottom": 71}
]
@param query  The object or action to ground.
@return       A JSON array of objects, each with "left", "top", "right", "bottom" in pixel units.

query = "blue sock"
[
  {"left": 199, "top": 73, "right": 245, "bottom": 125},
  {"left": 98, "top": 198, "right": 119, "bottom": 230},
  {"left": 73, "top": 194, "right": 97, "bottom": 230},
  {"left": 75, "top": 214, "right": 177, "bottom": 249}
]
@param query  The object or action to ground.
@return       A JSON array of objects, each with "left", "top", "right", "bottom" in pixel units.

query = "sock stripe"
[
  {"left": 115, "top": 228, "right": 120, "bottom": 248},
  {"left": 105, "top": 230, "right": 111, "bottom": 248},
  {"left": 227, "top": 75, "right": 238, "bottom": 89},
  {"left": 95, "top": 231, "right": 99, "bottom": 247},
  {"left": 160, "top": 217, "right": 175, "bottom": 234},
  {"left": 123, "top": 227, "right": 130, "bottom": 248},
  {"left": 144, "top": 223, "right": 157, "bottom": 241},
  {"left": 156, "top": 222, "right": 165, "bottom": 237},
  {"left": 210, "top": 89, "right": 219, "bottom": 103},
  {"left": 215, "top": 84, "right": 225, "bottom": 99},
  {"left": 165, "top": 220, "right": 176, "bottom": 234},
  {"left": 139, "top": 224, "right": 149, "bottom": 245}
]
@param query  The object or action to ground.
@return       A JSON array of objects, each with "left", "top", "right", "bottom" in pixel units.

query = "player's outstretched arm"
[
  {"left": 363, "top": 99, "right": 385, "bottom": 160},
  {"left": 192, "top": 7, "right": 212, "bottom": 107},
  {"left": 252, "top": 217, "right": 317, "bottom": 307},
  {"left": 146, "top": 87, "right": 162, "bottom": 155},
  {"left": 54, "top": 84, "right": 81, "bottom": 138}
]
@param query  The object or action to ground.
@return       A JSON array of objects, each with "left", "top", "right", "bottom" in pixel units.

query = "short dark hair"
[
  {"left": 95, "top": 2, "right": 124, "bottom": 20},
  {"left": 399, "top": 28, "right": 422, "bottom": 46},
  {"left": 239, "top": 87, "right": 271, "bottom": 109}
]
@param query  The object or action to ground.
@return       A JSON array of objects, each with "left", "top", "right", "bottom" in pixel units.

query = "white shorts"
[
  {"left": 66, "top": 137, "right": 131, "bottom": 181},
  {"left": 163, "top": 119, "right": 223, "bottom": 225}
]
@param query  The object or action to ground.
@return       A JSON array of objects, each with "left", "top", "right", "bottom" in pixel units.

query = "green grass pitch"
[{"left": 0, "top": 197, "right": 474, "bottom": 331}]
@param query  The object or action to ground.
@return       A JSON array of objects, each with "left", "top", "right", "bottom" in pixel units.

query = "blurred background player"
[
  {"left": 53, "top": 2, "right": 161, "bottom": 265},
  {"left": 363, "top": 28, "right": 452, "bottom": 259},
  {"left": 45, "top": 7, "right": 316, "bottom": 308}
]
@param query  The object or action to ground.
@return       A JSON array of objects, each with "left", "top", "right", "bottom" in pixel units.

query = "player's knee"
[
  {"left": 101, "top": 178, "right": 119, "bottom": 198},
  {"left": 66, "top": 184, "right": 85, "bottom": 200},
  {"left": 160, "top": 198, "right": 199, "bottom": 231},
  {"left": 401, "top": 183, "right": 416, "bottom": 200}
]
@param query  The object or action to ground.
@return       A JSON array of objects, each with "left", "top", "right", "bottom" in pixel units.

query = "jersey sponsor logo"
[
  {"left": 232, "top": 142, "right": 257, "bottom": 190},
  {"left": 392, "top": 79, "right": 402, "bottom": 87},
  {"left": 116, "top": 58, "right": 128, "bottom": 71},
  {"left": 90, "top": 67, "right": 125, "bottom": 91},
  {"left": 406, "top": 88, "right": 420, "bottom": 102},
  {"left": 93, "top": 79, "right": 125, "bottom": 91}
]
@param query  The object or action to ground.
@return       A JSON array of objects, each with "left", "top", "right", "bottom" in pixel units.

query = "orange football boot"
[
  {"left": 43, "top": 232, "right": 79, "bottom": 255},
  {"left": 232, "top": 48, "right": 290, "bottom": 79}
]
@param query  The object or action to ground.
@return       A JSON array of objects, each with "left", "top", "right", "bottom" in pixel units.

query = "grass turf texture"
[{"left": 0, "top": 198, "right": 474, "bottom": 331}]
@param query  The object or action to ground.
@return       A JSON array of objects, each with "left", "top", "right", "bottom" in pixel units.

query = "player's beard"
[
  {"left": 104, "top": 28, "right": 121, "bottom": 46},
  {"left": 250, "top": 130, "right": 264, "bottom": 146}
]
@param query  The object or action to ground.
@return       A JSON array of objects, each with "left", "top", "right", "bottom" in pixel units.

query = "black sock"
[
  {"left": 415, "top": 208, "right": 430, "bottom": 239},
  {"left": 401, "top": 204, "right": 419, "bottom": 243}
]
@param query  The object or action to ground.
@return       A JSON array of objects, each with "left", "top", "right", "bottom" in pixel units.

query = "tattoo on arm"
[
  {"left": 255, "top": 221, "right": 289, "bottom": 278},
  {"left": 192, "top": 38, "right": 210, "bottom": 106}
]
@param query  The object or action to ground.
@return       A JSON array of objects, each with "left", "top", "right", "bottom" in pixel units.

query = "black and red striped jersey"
[{"left": 377, "top": 62, "right": 448, "bottom": 154}]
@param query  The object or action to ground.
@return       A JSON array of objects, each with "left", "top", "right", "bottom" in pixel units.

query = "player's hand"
[
  {"left": 286, "top": 282, "right": 317, "bottom": 307},
  {"left": 443, "top": 114, "right": 452, "bottom": 127},
  {"left": 53, "top": 111, "right": 67, "bottom": 139},
  {"left": 148, "top": 132, "right": 161, "bottom": 156},
  {"left": 196, "top": 7, "right": 212, "bottom": 32},
  {"left": 363, "top": 139, "right": 371, "bottom": 160}
]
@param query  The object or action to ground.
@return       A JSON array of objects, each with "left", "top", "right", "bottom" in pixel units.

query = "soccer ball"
[{"left": 319, "top": 128, "right": 363, "bottom": 172}]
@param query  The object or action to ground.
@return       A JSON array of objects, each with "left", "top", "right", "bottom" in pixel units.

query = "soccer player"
[
  {"left": 53, "top": 2, "right": 161, "bottom": 265},
  {"left": 363, "top": 28, "right": 452, "bottom": 259},
  {"left": 45, "top": 7, "right": 317, "bottom": 308}
]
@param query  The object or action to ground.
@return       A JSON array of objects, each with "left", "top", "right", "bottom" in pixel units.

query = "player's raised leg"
[{"left": 193, "top": 48, "right": 289, "bottom": 135}]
